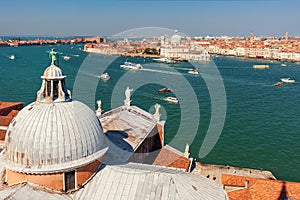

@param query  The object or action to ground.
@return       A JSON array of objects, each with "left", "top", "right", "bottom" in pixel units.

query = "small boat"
[
  {"left": 120, "top": 62, "right": 143, "bottom": 70},
  {"left": 63, "top": 56, "right": 71, "bottom": 61},
  {"left": 9, "top": 54, "right": 15, "bottom": 60},
  {"left": 273, "top": 82, "right": 283, "bottom": 87},
  {"left": 153, "top": 57, "right": 176, "bottom": 64},
  {"left": 166, "top": 97, "right": 179, "bottom": 103},
  {"left": 281, "top": 64, "right": 287, "bottom": 67},
  {"left": 158, "top": 88, "right": 172, "bottom": 93},
  {"left": 100, "top": 73, "right": 110, "bottom": 81},
  {"left": 188, "top": 68, "right": 199, "bottom": 75},
  {"left": 252, "top": 65, "right": 269, "bottom": 69},
  {"left": 280, "top": 78, "right": 295, "bottom": 83}
]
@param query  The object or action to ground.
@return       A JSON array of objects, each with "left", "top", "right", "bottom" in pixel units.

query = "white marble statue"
[
  {"left": 153, "top": 103, "right": 161, "bottom": 121},
  {"left": 124, "top": 87, "right": 133, "bottom": 108}
]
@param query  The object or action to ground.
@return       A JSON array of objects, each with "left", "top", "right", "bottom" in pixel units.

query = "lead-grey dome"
[
  {"left": 4, "top": 101, "right": 106, "bottom": 173},
  {"left": 2, "top": 50, "right": 107, "bottom": 174}
]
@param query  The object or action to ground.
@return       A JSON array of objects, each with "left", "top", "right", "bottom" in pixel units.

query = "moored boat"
[
  {"left": 280, "top": 78, "right": 295, "bottom": 83},
  {"left": 166, "top": 96, "right": 179, "bottom": 103},
  {"left": 157, "top": 88, "right": 172, "bottom": 93},
  {"left": 120, "top": 62, "right": 143, "bottom": 70}
]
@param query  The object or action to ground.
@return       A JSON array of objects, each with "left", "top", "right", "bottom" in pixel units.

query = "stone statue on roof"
[
  {"left": 124, "top": 87, "right": 133, "bottom": 108},
  {"left": 125, "top": 87, "right": 133, "bottom": 101},
  {"left": 154, "top": 103, "right": 161, "bottom": 121},
  {"left": 49, "top": 49, "right": 58, "bottom": 65}
]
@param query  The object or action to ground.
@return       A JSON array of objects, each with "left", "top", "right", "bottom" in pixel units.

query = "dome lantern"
[{"left": 36, "top": 49, "right": 71, "bottom": 103}]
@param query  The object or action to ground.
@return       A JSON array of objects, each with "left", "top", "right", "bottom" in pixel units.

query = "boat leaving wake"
[{"left": 141, "top": 68, "right": 182, "bottom": 76}]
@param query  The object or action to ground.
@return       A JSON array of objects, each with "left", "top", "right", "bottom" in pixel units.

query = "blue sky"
[{"left": 1, "top": 0, "right": 299, "bottom": 37}]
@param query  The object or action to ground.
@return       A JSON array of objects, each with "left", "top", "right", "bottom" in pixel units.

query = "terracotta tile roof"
[
  {"left": 7, "top": 110, "right": 19, "bottom": 117},
  {"left": 222, "top": 174, "right": 300, "bottom": 200},
  {"left": 152, "top": 145, "right": 191, "bottom": 171},
  {"left": 0, "top": 116, "right": 14, "bottom": 126},
  {"left": 0, "top": 101, "right": 23, "bottom": 116}
]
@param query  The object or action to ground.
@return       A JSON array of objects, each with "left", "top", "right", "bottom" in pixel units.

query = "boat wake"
[{"left": 141, "top": 68, "right": 182, "bottom": 76}]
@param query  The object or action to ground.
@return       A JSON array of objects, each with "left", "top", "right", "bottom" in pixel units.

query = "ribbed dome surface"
[
  {"left": 4, "top": 100, "right": 106, "bottom": 173},
  {"left": 42, "top": 64, "right": 65, "bottom": 79}
]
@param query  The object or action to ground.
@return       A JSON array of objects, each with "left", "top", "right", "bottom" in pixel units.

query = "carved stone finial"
[
  {"left": 153, "top": 103, "right": 161, "bottom": 121},
  {"left": 184, "top": 143, "right": 190, "bottom": 158},
  {"left": 96, "top": 100, "right": 102, "bottom": 117},
  {"left": 124, "top": 86, "right": 133, "bottom": 108}
]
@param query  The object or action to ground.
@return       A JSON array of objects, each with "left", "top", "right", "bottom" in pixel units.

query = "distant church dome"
[
  {"left": 3, "top": 49, "right": 107, "bottom": 174},
  {"left": 171, "top": 30, "right": 182, "bottom": 46}
]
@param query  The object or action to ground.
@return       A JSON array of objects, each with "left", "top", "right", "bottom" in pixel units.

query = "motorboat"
[
  {"left": 100, "top": 72, "right": 110, "bottom": 81},
  {"left": 252, "top": 65, "right": 269, "bottom": 69},
  {"left": 120, "top": 62, "right": 143, "bottom": 70},
  {"left": 280, "top": 78, "right": 295, "bottom": 83},
  {"left": 188, "top": 68, "right": 199, "bottom": 75},
  {"left": 153, "top": 57, "right": 176, "bottom": 64},
  {"left": 273, "top": 82, "right": 283, "bottom": 87},
  {"left": 9, "top": 54, "right": 15, "bottom": 60},
  {"left": 166, "top": 97, "right": 179, "bottom": 103},
  {"left": 63, "top": 56, "right": 71, "bottom": 61},
  {"left": 281, "top": 64, "right": 287, "bottom": 67},
  {"left": 158, "top": 88, "right": 172, "bottom": 93}
]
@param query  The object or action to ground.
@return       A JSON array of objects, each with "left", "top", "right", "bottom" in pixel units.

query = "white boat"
[
  {"left": 153, "top": 57, "right": 176, "bottom": 64},
  {"left": 120, "top": 62, "right": 143, "bottom": 70},
  {"left": 252, "top": 65, "right": 269, "bottom": 69},
  {"left": 63, "top": 56, "right": 71, "bottom": 61},
  {"left": 100, "top": 73, "right": 110, "bottom": 81},
  {"left": 281, "top": 64, "right": 287, "bottom": 67},
  {"left": 9, "top": 54, "right": 15, "bottom": 60},
  {"left": 280, "top": 78, "right": 295, "bottom": 83},
  {"left": 166, "top": 97, "right": 179, "bottom": 103},
  {"left": 188, "top": 68, "right": 199, "bottom": 75}
]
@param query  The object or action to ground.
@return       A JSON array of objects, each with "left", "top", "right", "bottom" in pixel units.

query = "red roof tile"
[
  {"left": 152, "top": 145, "right": 190, "bottom": 171},
  {"left": 222, "top": 174, "right": 300, "bottom": 200}
]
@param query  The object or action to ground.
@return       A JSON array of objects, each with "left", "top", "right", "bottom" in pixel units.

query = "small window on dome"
[{"left": 64, "top": 170, "right": 75, "bottom": 192}]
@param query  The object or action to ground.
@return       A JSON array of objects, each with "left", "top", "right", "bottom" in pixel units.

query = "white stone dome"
[
  {"left": 171, "top": 30, "right": 182, "bottom": 46},
  {"left": 3, "top": 100, "right": 107, "bottom": 174},
  {"left": 42, "top": 64, "right": 66, "bottom": 79}
]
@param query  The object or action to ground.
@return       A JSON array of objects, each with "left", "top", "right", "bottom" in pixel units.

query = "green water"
[{"left": 0, "top": 45, "right": 300, "bottom": 182}]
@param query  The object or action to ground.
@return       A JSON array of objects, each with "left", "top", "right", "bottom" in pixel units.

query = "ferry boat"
[
  {"left": 157, "top": 88, "right": 172, "bottom": 93},
  {"left": 280, "top": 78, "right": 295, "bottom": 83},
  {"left": 153, "top": 57, "right": 176, "bottom": 64},
  {"left": 120, "top": 62, "right": 143, "bottom": 70},
  {"left": 252, "top": 65, "right": 269, "bottom": 69},
  {"left": 188, "top": 67, "right": 199, "bottom": 75},
  {"left": 166, "top": 97, "right": 179, "bottom": 103},
  {"left": 99, "top": 72, "right": 110, "bottom": 81}
]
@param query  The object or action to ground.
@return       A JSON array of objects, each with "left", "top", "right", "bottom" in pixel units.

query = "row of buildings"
[
  {"left": 0, "top": 37, "right": 105, "bottom": 47},
  {"left": 84, "top": 30, "right": 211, "bottom": 62},
  {"left": 200, "top": 32, "right": 300, "bottom": 62},
  {"left": 85, "top": 32, "right": 300, "bottom": 63}
]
